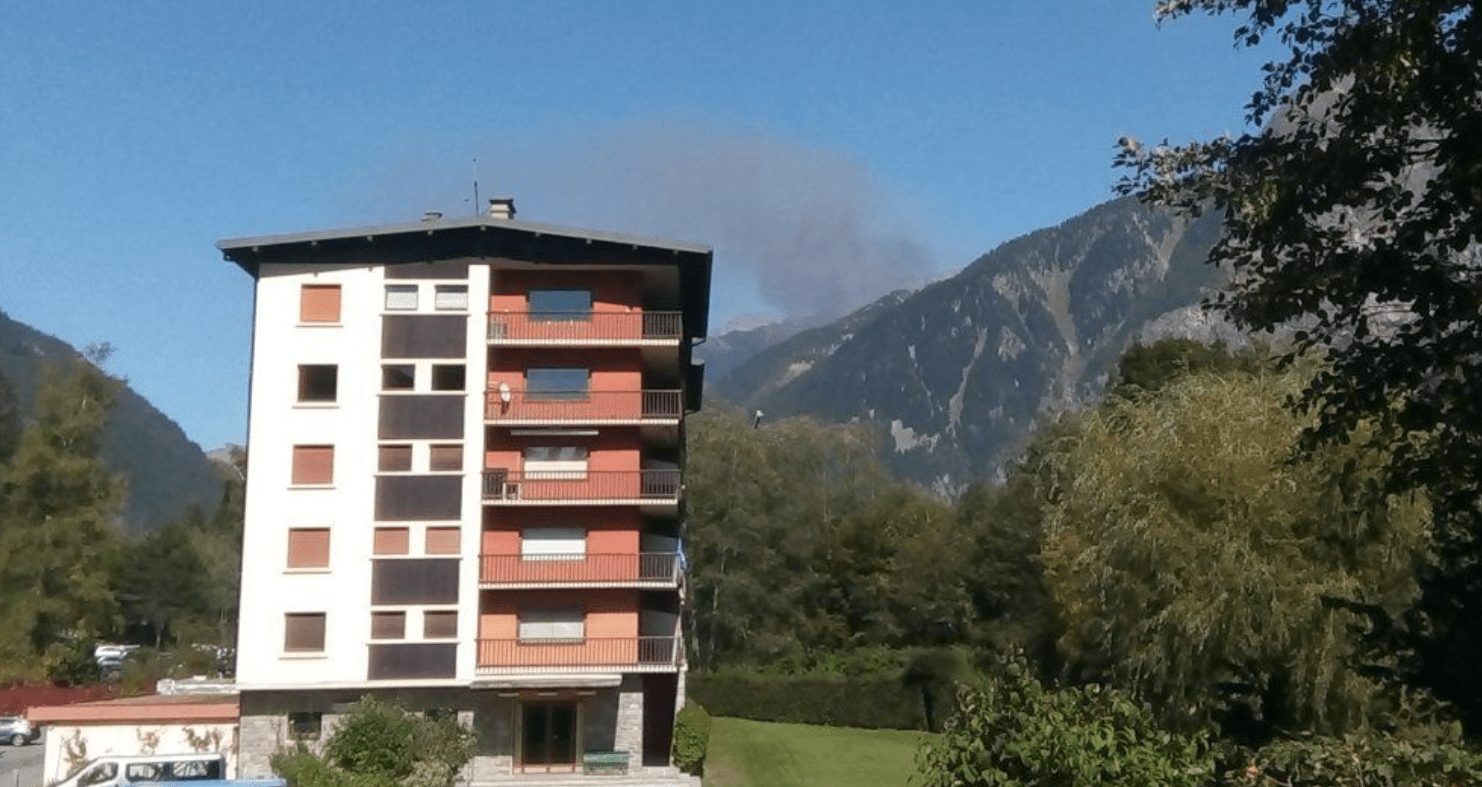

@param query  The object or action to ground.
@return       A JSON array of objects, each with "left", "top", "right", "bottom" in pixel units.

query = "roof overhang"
[
  {"left": 28, "top": 695, "right": 238, "bottom": 725},
  {"left": 218, "top": 215, "right": 713, "bottom": 340}
]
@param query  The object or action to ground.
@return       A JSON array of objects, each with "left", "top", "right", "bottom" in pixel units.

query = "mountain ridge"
[
  {"left": 0, "top": 309, "right": 224, "bottom": 535},
  {"left": 705, "top": 196, "right": 1234, "bottom": 491}
]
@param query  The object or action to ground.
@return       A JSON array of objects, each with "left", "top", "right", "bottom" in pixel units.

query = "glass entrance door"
[{"left": 520, "top": 702, "right": 577, "bottom": 772}]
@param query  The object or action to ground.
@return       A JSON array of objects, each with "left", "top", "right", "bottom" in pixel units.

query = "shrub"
[
  {"left": 688, "top": 672, "right": 930, "bottom": 729},
  {"left": 1227, "top": 728, "right": 1482, "bottom": 786},
  {"left": 270, "top": 696, "right": 473, "bottom": 787},
  {"left": 917, "top": 656, "right": 1211, "bottom": 787},
  {"left": 672, "top": 703, "right": 711, "bottom": 776}
]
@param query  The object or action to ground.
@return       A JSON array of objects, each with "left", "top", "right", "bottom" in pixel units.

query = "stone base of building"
[{"left": 238, "top": 674, "right": 683, "bottom": 783}]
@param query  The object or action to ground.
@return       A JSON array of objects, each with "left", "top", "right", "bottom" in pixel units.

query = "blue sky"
[{"left": 0, "top": 1, "right": 1270, "bottom": 451}]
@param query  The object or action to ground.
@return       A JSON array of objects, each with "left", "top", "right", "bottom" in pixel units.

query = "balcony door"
[{"left": 520, "top": 702, "right": 578, "bottom": 772}]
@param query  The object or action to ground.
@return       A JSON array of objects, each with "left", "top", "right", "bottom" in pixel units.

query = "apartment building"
[{"left": 219, "top": 199, "right": 711, "bottom": 783}]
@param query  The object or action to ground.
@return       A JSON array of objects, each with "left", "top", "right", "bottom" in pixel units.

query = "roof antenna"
[{"left": 471, "top": 158, "right": 480, "bottom": 217}]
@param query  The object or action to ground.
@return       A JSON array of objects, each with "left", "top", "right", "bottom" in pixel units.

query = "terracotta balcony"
[
  {"left": 475, "top": 637, "right": 681, "bottom": 673},
  {"left": 486, "top": 311, "right": 682, "bottom": 345},
  {"left": 484, "top": 389, "right": 682, "bottom": 424},
  {"left": 482, "top": 470, "right": 680, "bottom": 505},
  {"left": 480, "top": 552, "right": 681, "bottom": 588}
]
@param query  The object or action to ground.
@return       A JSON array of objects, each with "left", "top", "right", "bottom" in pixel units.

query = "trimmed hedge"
[
  {"left": 672, "top": 703, "right": 711, "bottom": 775},
  {"left": 688, "top": 672, "right": 949, "bottom": 730}
]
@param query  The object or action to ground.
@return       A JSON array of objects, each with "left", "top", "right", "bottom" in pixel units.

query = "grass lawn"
[{"left": 703, "top": 716, "right": 934, "bottom": 787}]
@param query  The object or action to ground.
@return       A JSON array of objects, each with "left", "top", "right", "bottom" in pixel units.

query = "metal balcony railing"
[
  {"left": 486, "top": 311, "right": 683, "bottom": 343},
  {"left": 476, "top": 637, "right": 681, "bottom": 670},
  {"left": 481, "top": 469, "right": 681, "bottom": 503},
  {"left": 483, "top": 389, "right": 682, "bottom": 422},
  {"left": 480, "top": 552, "right": 680, "bottom": 585}
]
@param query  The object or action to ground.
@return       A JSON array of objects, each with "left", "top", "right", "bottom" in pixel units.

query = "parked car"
[
  {"left": 54, "top": 753, "right": 230, "bottom": 787},
  {"left": 0, "top": 715, "right": 39, "bottom": 746}
]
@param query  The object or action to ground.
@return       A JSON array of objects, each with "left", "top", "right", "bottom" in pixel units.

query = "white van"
[{"left": 52, "top": 753, "right": 226, "bottom": 787}]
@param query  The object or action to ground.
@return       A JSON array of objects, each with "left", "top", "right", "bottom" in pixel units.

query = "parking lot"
[{"left": 0, "top": 736, "right": 44, "bottom": 787}]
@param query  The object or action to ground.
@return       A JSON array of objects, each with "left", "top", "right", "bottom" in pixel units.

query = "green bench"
[{"left": 582, "top": 751, "right": 630, "bottom": 775}]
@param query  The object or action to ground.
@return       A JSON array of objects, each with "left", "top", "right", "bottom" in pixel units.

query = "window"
[
  {"left": 424, "top": 610, "right": 458, "bottom": 639},
  {"left": 125, "top": 764, "right": 161, "bottom": 782},
  {"left": 284, "top": 613, "right": 326, "bottom": 652},
  {"left": 378, "top": 444, "right": 412, "bottom": 472},
  {"left": 297, "top": 365, "right": 338, "bottom": 403},
  {"left": 429, "top": 444, "right": 462, "bottom": 472},
  {"left": 529, "top": 289, "right": 592, "bottom": 321},
  {"left": 374, "top": 527, "right": 410, "bottom": 555},
  {"left": 526, "top": 368, "right": 589, "bottom": 401},
  {"left": 288, "top": 712, "right": 322, "bottom": 740},
  {"left": 370, "top": 611, "right": 405, "bottom": 640},
  {"left": 300, "top": 285, "right": 341, "bottom": 323},
  {"left": 78, "top": 764, "right": 117, "bottom": 786},
  {"left": 371, "top": 559, "right": 459, "bottom": 605},
  {"left": 385, "top": 284, "right": 418, "bottom": 310},
  {"left": 286, "top": 528, "right": 330, "bottom": 569},
  {"left": 171, "top": 761, "right": 222, "bottom": 780},
  {"left": 382, "top": 364, "right": 415, "bottom": 391},
  {"left": 518, "top": 608, "right": 584, "bottom": 641},
  {"left": 521, "top": 528, "right": 586, "bottom": 561},
  {"left": 425, "top": 526, "right": 460, "bottom": 555},
  {"left": 431, "top": 364, "right": 465, "bottom": 391},
  {"left": 291, "top": 445, "right": 334, "bottom": 486},
  {"left": 523, "top": 446, "right": 588, "bottom": 479},
  {"left": 434, "top": 285, "right": 469, "bottom": 311}
]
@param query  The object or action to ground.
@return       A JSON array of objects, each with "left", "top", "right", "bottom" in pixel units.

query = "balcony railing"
[
  {"left": 484, "top": 389, "right": 682, "bottom": 423},
  {"left": 486, "top": 311, "right": 682, "bottom": 344},
  {"left": 480, "top": 552, "right": 680, "bottom": 586},
  {"left": 476, "top": 637, "right": 681, "bottom": 671},
  {"left": 482, "top": 470, "right": 680, "bottom": 504}
]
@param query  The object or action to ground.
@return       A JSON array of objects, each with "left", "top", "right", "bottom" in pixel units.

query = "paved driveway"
[{"left": 0, "top": 736, "right": 44, "bottom": 787}]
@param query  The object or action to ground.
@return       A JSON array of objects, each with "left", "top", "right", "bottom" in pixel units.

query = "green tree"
[
  {"left": 955, "top": 474, "right": 1060, "bottom": 669},
  {"left": 1117, "top": 0, "right": 1482, "bottom": 726},
  {"left": 1041, "top": 364, "right": 1429, "bottom": 736},
  {"left": 114, "top": 513, "right": 214, "bottom": 648},
  {"left": 916, "top": 655, "right": 1211, "bottom": 787},
  {"left": 270, "top": 696, "right": 474, "bottom": 787},
  {"left": 686, "top": 407, "right": 898, "bottom": 667},
  {"left": 0, "top": 369, "right": 20, "bottom": 465},
  {"left": 0, "top": 354, "right": 125, "bottom": 674}
]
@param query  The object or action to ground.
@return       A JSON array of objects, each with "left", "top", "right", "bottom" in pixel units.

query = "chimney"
[{"left": 487, "top": 196, "right": 516, "bottom": 220}]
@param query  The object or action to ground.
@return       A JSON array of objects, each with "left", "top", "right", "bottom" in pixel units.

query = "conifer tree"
[{"left": 0, "top": 352, "right": 125, "bottom": 672}]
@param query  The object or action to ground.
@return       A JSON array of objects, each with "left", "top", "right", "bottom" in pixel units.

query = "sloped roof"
[
  {"left": 29, "top": 694, "right": 238, "bottom": 725},
  {"left": 217, "top": 214, "right": 713, "bottom": 339}
]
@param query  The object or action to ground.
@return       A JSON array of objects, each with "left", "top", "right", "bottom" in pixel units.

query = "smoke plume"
[{"left": 475, "top": 120, "right": 941, "bottom": 326}]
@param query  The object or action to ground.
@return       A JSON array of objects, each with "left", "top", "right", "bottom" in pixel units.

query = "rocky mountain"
[
  {"left": 0, "top": 309, "right": 224, "bottom": 535},
  {"left": 706, "top": 196, "right": 1234, "bottom": 492}
]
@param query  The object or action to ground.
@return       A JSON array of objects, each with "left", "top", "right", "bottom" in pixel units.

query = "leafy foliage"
[
  {"left": 270, "top": 697, "right": 474, "bottom": 787},
  {"left": 1041, "top": 363, "right": 1430, "bottom": 736},
  {"left": 47, "top": 637, "right": 103, "bottom": 686},
  {"left": 1117, "top": 0, "right": 1482, "bottom": 727},
  {"left": 0, "top": 357, "right": 125, "bottom": 676},
  {"left": 685, "top": 407, "right": 1058, "bottom": 670},
  {"left": 916, "top": 656, "right": 1211, "bottom": 787},
  {"left": 0, "top": 369, "right": 19, "bottom": 464},
  {"left": 688, "top": 671, "right": 931, "bottom": 730},
  {"left": 671, "top": 703, "right": 711, "bottom": 776},
  {"left": 1227, "top": 725, "right": 1482, "bottom": 787}
]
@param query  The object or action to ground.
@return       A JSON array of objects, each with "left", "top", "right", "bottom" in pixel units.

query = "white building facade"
[{"left": 221, "top": 203, "right": 710, "bottom": 784}]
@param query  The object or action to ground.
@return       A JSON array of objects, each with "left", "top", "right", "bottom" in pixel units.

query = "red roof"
[{"left": 28, "top": 694, "right": 238, "bottom": 725}]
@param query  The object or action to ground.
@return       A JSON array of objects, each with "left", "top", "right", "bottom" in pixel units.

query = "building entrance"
[{"left": 520, "top": 702, "right": 577, "bottom": 772}]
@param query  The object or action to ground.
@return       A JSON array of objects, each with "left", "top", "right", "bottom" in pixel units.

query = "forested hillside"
[
  {"left": 0, "top": 309, "right": 222, "bottom": 534},
  {"left": 0, "top": 352, "right": 241, "bottom": 682}
]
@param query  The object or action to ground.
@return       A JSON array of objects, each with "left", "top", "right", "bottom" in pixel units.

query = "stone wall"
[{"left": 614, "top": 675, "right": 645, "bottom": 772}]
